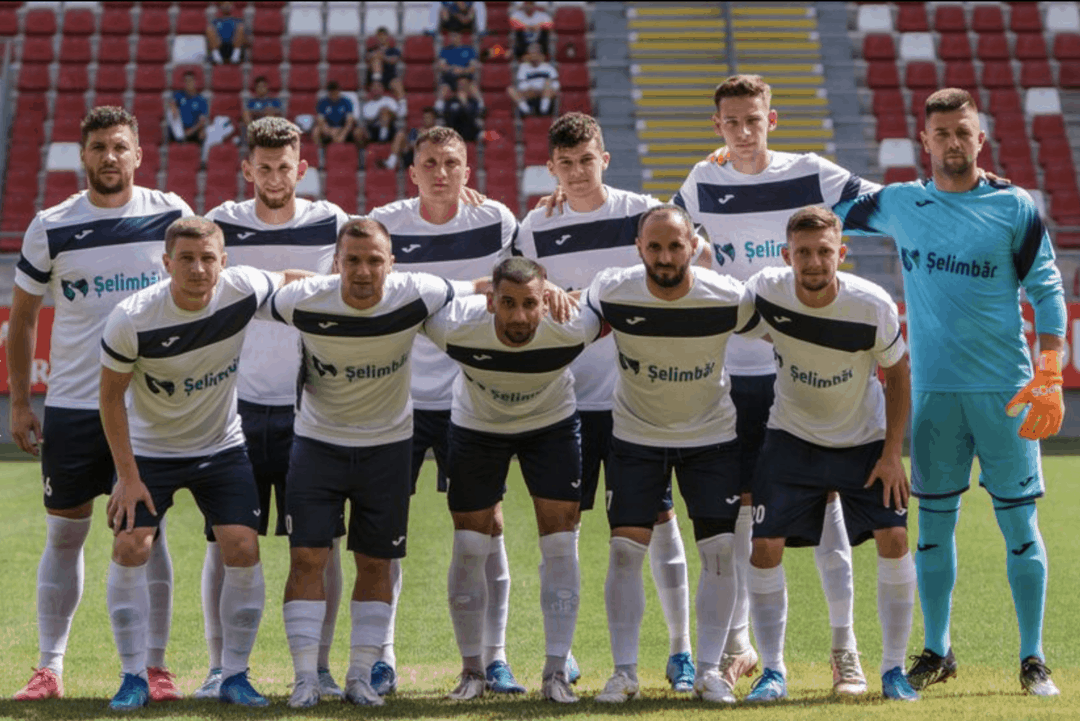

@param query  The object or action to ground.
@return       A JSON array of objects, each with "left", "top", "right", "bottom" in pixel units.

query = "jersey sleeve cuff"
[{"left": 14, "top": 270, "right": 48, "bottom": 296}]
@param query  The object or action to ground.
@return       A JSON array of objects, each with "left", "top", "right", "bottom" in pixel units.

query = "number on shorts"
[
  {"left": 605, "top": 489, "right": 613, "bottom": 511},
  {"left": 43, "top": 476, "right": 53, "bottom": 497},
  {"left": 753, "top": 504, "right": 765, "bottom": 524},
  {"left": 285, "top": 514, "right": 293, "bottom": 535}
]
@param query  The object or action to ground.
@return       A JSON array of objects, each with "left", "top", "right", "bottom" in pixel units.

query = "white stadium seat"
[
  {"left": 171, "top": 35, "right": 207, "bottom": 64},
  {"left": 899, "top": 32, "right": 936, "bottom": 61},
  {"left": 326, "top": 6, "right": 361, "bottom": 36},
  {"left": 1046, "top": 3, "right": 1080, "bottom": 33},
  {"left": 522, "top": 166, "right": 556, "bottom": 195},
  {"left": 1025, "top": 88, "right": 1062, "bottom": 116},
  {"left": 856, "top": 4, "right": 893, "bottom": 33},
  {"left": 287, "top": 5, "right": 324, "bottom": 36},
  {"left": 878, "top": 138, "right": 916, "bottom": 169},
  {"left": 363, "top": 3, "right": 400, "bottom": 36},
  {"left": 46, "top": 143, "right": 82, "bottom": 172}
]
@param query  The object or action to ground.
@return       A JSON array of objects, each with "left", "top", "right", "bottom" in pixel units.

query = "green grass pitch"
[{"left": 0, "top": 456, "right": 1077, "bottom": 720}]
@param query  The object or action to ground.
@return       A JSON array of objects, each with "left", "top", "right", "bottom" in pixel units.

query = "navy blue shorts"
[
  {"left": 286, "top": 435, "right": 412, "bottom": 559},
  {"left": 411, "top": 408, "right": 450, "bottom": 494},
  {"left": 579, "top": 410, "right": 674, "bottom": 514},
  {"left": 752, "top": 429, "right": 908, "bottom": 548},
  {"left": 40, "top": 407, "right": 115, "bottom": 510},
  {"left": 730, "top": 373, "right": 775, "bottom": 494},
  {"left": 239, "top": 400, "right": 293, "bottom": 535},
  {"left": 133, "top": 446, "right": 261, "bottom": 531},
  {"left": 446, "top": 414, "right": 582, "bottom": 513},
  {"left": 605, "top": 436, "right": 742, "bottom": 529}
]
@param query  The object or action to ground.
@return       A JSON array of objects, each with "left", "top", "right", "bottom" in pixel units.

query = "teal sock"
[
  {"left": 993, "top": 501, "right": 1046, "bottom": 662},
  {"left": 914, "top": 495, "right": 960, "bottom": 656}
]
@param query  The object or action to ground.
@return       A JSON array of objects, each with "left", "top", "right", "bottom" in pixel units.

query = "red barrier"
[{"left": 0, "top": 306, "right": 55, "bottom": 394}]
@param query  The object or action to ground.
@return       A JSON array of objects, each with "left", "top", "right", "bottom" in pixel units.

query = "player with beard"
[
  {"left": 196, "top": 117, "right": 350, "bottom": 702},
  {"left": 7, "top": 107, "right": 192, "bottom": 702},
  {"left": 585, "top": 205, "right": 757, "bottom": 704}
]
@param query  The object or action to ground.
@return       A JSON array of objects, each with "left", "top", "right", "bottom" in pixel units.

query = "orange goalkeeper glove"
[{"left": 1005, "top": 350, "right": 1065, "bottom": 440}]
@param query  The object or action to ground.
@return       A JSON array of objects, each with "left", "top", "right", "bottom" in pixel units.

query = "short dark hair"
[
  {"left": 549, "top": 112, "right": 605, "bottom": 156},
  {"left": 183, "top": 71, "right": 196, "bottom": 79},
  {"left": 247, "top": 117, "right": 301, "bottom": 154},
  {"left": 422, "top": 105, "right": 438, "bottom": 115},
  {"left": 637, "top": 204, "right": 694, "bottom": 237},
  {"left": 327, "top": 80, "right": 340, "bottom": 92},
  {"left": 80, "top": 106, "right": 139, "bottom": 148},
  {"left": 165, "top": 216, "right": 223, "bottom": 256},
  {"left": 785, "top": 206, "right": 842, "bottom": 241},
  {"left": 492, "top": 257, "right": 547, "bottom": 290},
  {"left": 924, "top": 87, "right": 977, "bottom": 121},
  {"left": 254, "top": 75, "right": 268, "bottom": 85},
  {"left": 414, "top": 126, "right": 465, "bottom": 155},
  {"left": 713, "top": 74, "right": 772, "bottom": 110},
  {"left": 335, "top": 217, "right": 391, "bottom": 254}
]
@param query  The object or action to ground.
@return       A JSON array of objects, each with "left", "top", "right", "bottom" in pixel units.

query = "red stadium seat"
[
  {"left": 933, "top": 5, "right": 967, "bottom": 32},
  {"left": 1001, "top": 159, "right": 1037, "bottom": 189},
  {"left": 937, "top": 33, "right": 971, "bottom": 61},
  {"left": 138, "top": 8, "right": 171, "bottom": 35},
  {"left": 403, "top": 65, "right": 435, "bottom": 91},
  {"left": 478, "top": 35, "right": 509, "bottom": 63},
  {"left": 253, "top": 7, "right": 285, "bottom": 35},
  {"left": 997, "top": 135, "right": 1032, "bottom": 163},
  {"left": 1059, "top": 62, "right": 1080, "bottom": 88},
  {"left": 1020, "top": 60, "right": 1053, "bottom": 87},
  {"left": 325, "top": 65, "right": 358, "bottom": 89},
  {"left": 1009, "top": 4, "right": 1042, "bottom": 33},
  {"left": 908, "top": 88, "right": 933, "bottom": 122},
  {"left": 1050, "top": 192, "right": 1080, "bottom": 224},
  {"left": 134, "top": 66, "right": 166, "bottom": 92},
  {"left": 57, "top": 66, "right": 89, "bottom": 93},
  {"left": 560, "top": 90, "right": 592, "bottom": 115},
  {"left": 289, "top": 93, "right": 318, "bottom": 116},
  {"left": 971, "top": 5, "right": 1005, "bottom": 32},
  {"left": 943, "top": 61, "right": 977, "bottom": 92},
  {"left": 873, "top": 89, "right": 903, "bottom": 116},
  {"left": 133, "top": 93, "right": 166, "bottom": 125},
  {"left": 480, "top": 63, "right": 513, "bottom": 92},
  {"left": 326, "top": 179, "right": 359, "bottom": 213},
  {"left": 486, "top": 6, "right": 510, "bottom": 33},
  {"left": 1043, "top": 164, "right": 1079, "bottom": 194},
  {"left": 59, "top": 36, "right": 92, "bottom": 64},
  {"left": 976, "top": 33, "right": 1009, "bottom": 61},
  {"left": 171, "top": 64, "right": 205, "bottom": 89},
  {"left": 862, "top": 33, "right": 895, "bottom": 60},
  {"left": 98, "top": 37, "right": 131, "bottom": 64},
  {"left": 93, "top": 92, "right": 127, "bottom": 110},
  {"left": 875, "top": 114, "right": 909, "bottom": 141},
  {"left": 1032, "top": 114, "right": 1066, "bottom": 141},
  {"left": 554, "top": 7, "right": 587, "bottom": 35},
  {"left": 96, "top": 64, "right": 129, "bottom": 92},
  {"left": 897, "top": 3, "right": 929, "bottom": 31},
  {"left": 165, "top": 171, "right": 198, "bottom": 202},
  {"left": 1055, "top": 233, "right": 1080, "bottom": 247},
  {"left": 207, "top": 146, "right": 239, "bottom": 178},
  {"left": 981, "top": 61, "right": 1016, "bottom": 88},
  {"left": 176, "top": 5, "right": 208, "bottom": 34},
  {"left": 404, "top": 35, "right": 435, "bottom": 63},
  {"left": 24, "top": 9, "right": 58, "bottom": 36},
  {"left": 167, "top": 143, "right": 202, "bottom": 171},
  {"left": 558, "top": 63, "right": 590, "bottom": 90},
  {"left": 249, "top": 64, "right": 282, "bottom": 92},
  {"left": 136, "top": 36, "right": 169, "bottom": 64},
  {"left": 992, "top": 112, "right": 1025, "bottom": 141},
  {"left": 327, "top": 36, "right": 360, "bottom": 64},
  {"left": 1038, "top": 136, "right": 1070, "bottom": 168},
  {"left": 904, "top": 61, "right": 938, "bottom": 89},
  {"left": 251, "top": 37, "right": 283, "bottom": 64},
  {"left": 287, "top": 64, "right": 320, "bottom": 92},
  {"left": 212, "top": 65, "right": 243, "bottom": 92},
  {"left": 45, "top": 173, "right": 80, "bottom": 207},
  {"left": 22, "top": 37, "right": 54, "bottom": 63},
  {"left": 988, "top": 88, "right": 1022, "bottom": 114},
  {"left": 100, "top": 7, "right": 134, "bottom": 36},
  {"left": 866, "top": 61, "right": 900, "bottom": 89},
  {"left": 18, "top": 63, "right": 50, "bottom": 92},
  {"left": 1015, "top": 33, "right": 1048, "bottom": 60},
  {"left": 325, "top": 144, "right": 359, "bottom": 173},
  {"left": 289, "top": 36, "right": 321, "bottom": 64},
  {"left": 976, "top": 143, "right": 995, "bottom": 173},
  {"left": 210, "top": 94, "right": 242, "bottom": 121},
  {"left": 883, "top": 166, "right": 919, "bottom": 184},
  {"left": 1053, "top": 33, "right": 1080, "bottom": 60},
  {"left": 556, "top": 36, "right": 587, "bottom": 63},
  {"left": 0, "top": 6, "right": 18, "bottom": 36}
]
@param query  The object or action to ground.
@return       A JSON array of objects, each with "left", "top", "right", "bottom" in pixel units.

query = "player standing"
[
  {"left": 518, "top": 112, "right": 700, "bottom": 691},
  {"left": 834, "top": 88, "right": 1065, "bottom": 696},
  {"left": 586, "top": 205, "right": 756, "bottom": 704},
  {"left": 98, "top": 217, "right": 304, "bottom": 709},
  {"left": 672, "top": 75, "right": 879, "bottom": 693},
  {"left": 7, "top": 107, "right": 191, "bottom": 702},
  {"left": 741, "top": 207, "right": 917, "bottom": 702},
  {"left": 196, "top": 116, "right": 350, "bottom": 700},
  {"left": 424, "top": 257, "right": 600, "bottom": 702},
  {"left": 367, "top": 127, "right": 521, "bottom": 695}
]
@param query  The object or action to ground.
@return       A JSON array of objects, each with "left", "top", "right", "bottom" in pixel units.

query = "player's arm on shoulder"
[
  {"left": 692, "top": 228, "right": 713, "bottom": 269},
  {"left": 419, "top": 294, "right": 454, "bottom": 349},
  {"left": 867, "top": 353, "right": 910, "bottom": 510},
  {"left": 7, "top": 286, "right": 45, "bottom": 454},
  {"left": 732, "top": 281, "right": 762, "bottom": 336},
  {"left": 831, "top": 185, "right": 892, "bottom": 237},
  {"left": 498, "top": 207, "right": 520, "bottom": 260}
]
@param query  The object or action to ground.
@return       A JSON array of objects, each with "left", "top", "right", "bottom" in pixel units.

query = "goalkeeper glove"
[{"left": 1005, "top": 350, "right": 1064, "bottom": 440}]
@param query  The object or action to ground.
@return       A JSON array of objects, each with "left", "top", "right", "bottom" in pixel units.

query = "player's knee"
[
  {"left": 112, "top": 529, "right": 154, "bottom": 566},
  {"left": 216, "top": 526, "right": 260, "bottom": 566},
  {"left": 354, "top": 553, "right": 391, "bottom": 581},
  {"left": 873, "top": 526, "right": 909, "bottom": 559},
  {"left": 750, "top": 537, "right": 784, "bottom": 568},
  {"left": 691, "top": 516, "right": 734, "bottom": 542},
  {"left": 535, "top": 499, "right": 578, "bottom": 535},
  {"left": 289, "top": 547, "right": 330, "bottom": 578}
]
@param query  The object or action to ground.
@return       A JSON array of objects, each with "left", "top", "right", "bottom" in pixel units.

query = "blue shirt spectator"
[
  {"left": 317, "top": 95, "right": 355, "bottom": 128},
  {"left": 439, "top": 40, "right": 477, "bottom": 69},
  {"left": 169, "top": 72, "right": 209, "bottom": 142},
  {"left": 173, "top": 90, "right": 209, "bottom": 129},
  {"left": 209, "top": 1, "right": 247, "bottom": 64},
  {"left": 242, "top": 76, "right": 283, "bottom": 126},
  {"left": 313, "top": 81, "right": 360, "bottom": 144}
]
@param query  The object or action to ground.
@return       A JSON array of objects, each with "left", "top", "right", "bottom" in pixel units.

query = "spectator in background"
[
  {"left": 507, "top": 42, "right": 559, "bottom": 116},
  {"left": 366, "top": 27, "right": 406, "bottom": 102},
  {"left": 403, "top": 106, "right": 440, "bottom": 168},
  {"left": 207, "top": 1, "right": 248, "bottom": 64},
  {"left": 242, "top": 76, "right": 283, "bottom": 127},
  {"left": 437, "top": 31, "right": 480, "bottom": 91},
  {"left": 437, "top": 77, "right": 484, "bottom": 142},
  {"left": 360, "top": 81, "right": 409, "bottom": 168},
  {"left": 168, "top": 71, "right": 209, "bottom": 142},
  {"left": 313, "top": 81, "right": 360, "bottom": 144},
  {"left": 510, "top": 1, "right": 553, "bottom": 59},
  {"left": 440, "top": 1, "right": 477, "bottom": 33}
]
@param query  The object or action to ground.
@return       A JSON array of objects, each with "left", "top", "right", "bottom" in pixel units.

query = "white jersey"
[
  {"left": 99, "top": 266, "right": 277, "bottom": 458},
  {"left": 265, "top": 271, "right": 455, "bottom": 447},
  {"left": 516, "top": 61, "right": 560, "bottom": 91},
  {"left": 517, "top": 186, "right": 661, "bottom": 411},
  {"left": 673, "top": 150, "right": 880, "bottom": 376},
  {"left": 585, "top": 265, "right": 756, "bottom": 448},
  {"left": 368, "top": 198, "right": 517, "bottom": 409},
  {"left": 746, "top": 267, "right": 906, "bottom": 448},
  {"left": 205, "top": 198, "right": 348, "bottom": 406},
  {"left": 424, "top": 295, "right": 604, "bottom": 434},
  {"left": 15, "top": 187, "right": 193, "bottom": 409}
]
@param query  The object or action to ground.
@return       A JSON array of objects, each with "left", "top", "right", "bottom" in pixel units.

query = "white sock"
[
  {"left": 878, "top": 553, "right": 916, "bottom": 674},
  {"left": 146, "top": 519, "right": 172, "bottom": 669},
  {"left": 448, "top": 530, "right": 490, "bottom": 659},
  {"left": 227, "top": 46, "right": 239, "bottom": 63},
  {"left": 220, "top": 564, "right": 265, "bottom": 680},
  {"left": 518, "top": 100, "right": 531, "bottom": 114},
  {"left": 540, "top": 96, "right": 551, "bottom": 114},
  {"left": 385, "top": 154, "right": 399, "bottom": 169},
  {"left": 348, "top": 601, "right": 393, "bottom": 682},
  {"left": 284, "top": 600, "right": 324, "bottom": 679},
  {"left": 319, "top": 538, "right": 343, "bottom": 669},
  {"left": 649, "top": 517, "right": 691, "bottom": 656},
  {"left": 815, "top": 497, "right": 856, "bottom": 651},
  {"left": 211, "top": 48, "right": 223, "bottom": 64},
  {"left": 605, "top": 536, "right": 647, "bottom": 667},
  {"left": 201, "top": 542, "right": 225, "bottom": 669},
  {"left": 37, "top": 515, "right": 90, "bottom": 675},
  {"left": 749, "top": 564, "right": 787, "bottom": 677},
  {"left": 695, "top": 533, "right": 737, "bottom": 666},
  {"left": 539, "top": 531, "right": 579, "bottom": 659},
  {"left": 483, "top": 534, "right": 510, "bottom": 667},
  {"left": 107, "top": 561, "right": 149, "bottom": 678},
  {"left": 724, "top": 505, "right": 753, "bottom": 655},
  {"left": 380, "top": 559, "right": 401, "bottom": 668}
]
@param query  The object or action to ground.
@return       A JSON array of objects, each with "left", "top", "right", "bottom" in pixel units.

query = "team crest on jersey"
[
  {"left": 713, "top": 243, "right": 736, "bottom": 267},
  {"left": 618, "top": 350, "right": 641, "bottom": 375},
  {"left": 900, "top": 247, "right": 921, "bottom": 272},
  {"left": 144, "top": 373, "right": 176, "bottom": 396},
  {"left": 311, "top": 354, "right": 339, "bottom": 377},
  {"left": 60, "top": 278, "right": 90, "bottom": 301}
]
